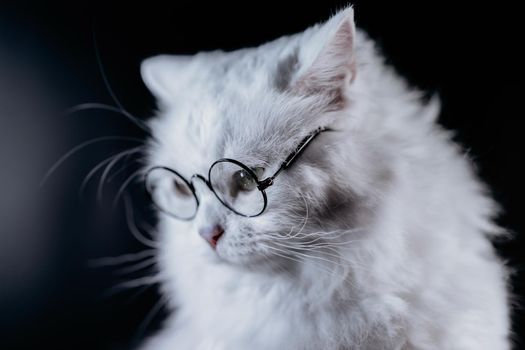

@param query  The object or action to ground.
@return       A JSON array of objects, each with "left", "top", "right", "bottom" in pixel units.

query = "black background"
[{"left": 0, "top": 1, "right": 523, "bottom": 349}]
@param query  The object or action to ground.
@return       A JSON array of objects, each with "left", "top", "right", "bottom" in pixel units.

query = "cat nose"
[{"left": 198, "top": 224, "right": 225, "bottom": 249}]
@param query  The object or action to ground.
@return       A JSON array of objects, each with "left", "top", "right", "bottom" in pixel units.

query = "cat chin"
[
  {"left": 214, "top": 246, "right": 266, "bottom": 266},
  {"left": 210, "top": 243, "right": 292, "bottom": 274}
]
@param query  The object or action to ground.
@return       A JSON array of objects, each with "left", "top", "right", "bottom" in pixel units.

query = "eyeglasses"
[{"left": 144, "top": 126, "right": 328, "bottom": 220}]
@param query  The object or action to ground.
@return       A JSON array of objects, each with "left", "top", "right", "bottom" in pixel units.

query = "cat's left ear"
[
  {"left": 141, "top": 55, "right": 194, "bottom": 102},
  {"left": 293, "top": 7, "right": 356, "bottom": 98}
]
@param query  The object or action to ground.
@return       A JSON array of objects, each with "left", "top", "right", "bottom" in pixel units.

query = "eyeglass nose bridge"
[
  {"left": 189, "top": 173, "right": 217, "bottom": 198},
  {"left": 190, "top": 173, "right": 210, "bottom": 188}
]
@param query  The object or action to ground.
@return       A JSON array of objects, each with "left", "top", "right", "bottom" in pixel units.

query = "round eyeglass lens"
[
  {"left": 209, "top": 160, "right": 266, "bottom": 217},
  {"left": 145, "top": 167, "right": 198, "bottom": 219}
]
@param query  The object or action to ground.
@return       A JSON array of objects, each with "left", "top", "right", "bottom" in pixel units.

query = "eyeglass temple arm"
[{"left": 257, "top": 126, "right": 328, "bottom": 191}]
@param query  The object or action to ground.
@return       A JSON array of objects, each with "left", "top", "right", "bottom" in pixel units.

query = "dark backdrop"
[{"left": 0, "top": 1, "right": 523, "bottom": 349}]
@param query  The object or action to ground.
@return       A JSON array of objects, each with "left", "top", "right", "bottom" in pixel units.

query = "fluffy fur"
[{"left": 139, "top": 7, "right": 510, "bottom": 349}]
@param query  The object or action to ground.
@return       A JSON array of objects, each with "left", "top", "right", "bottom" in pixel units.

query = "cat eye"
[
  {"left": 232, "top": 167, "right": 264, "bottom": 192},
  {"left": 232, "top": 169, "right": 256, "bottom": 191},
  {"left": 145, "top": 126, "right": 328, "bottom": 220}
]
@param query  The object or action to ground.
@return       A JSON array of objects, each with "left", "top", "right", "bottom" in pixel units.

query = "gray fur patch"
[{"left": 273, "top": 50, "right": 299, "bottom": 91}]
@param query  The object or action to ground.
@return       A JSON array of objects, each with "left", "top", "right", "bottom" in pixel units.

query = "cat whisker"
[
  {"left": 299, "top": 243, "right": 365, "bottom": 258},
  {"left": 259, "top": 251, "right": 293, "bottom": 278},
  {"left": 79, "top": 147, "right": 143, "bottom": 198},
  {"left": 271, "top": 227, "right": 365, "bottom": 243},
  {"left": 115, "top": 256, "right": 157, "bottom": 276},
  {"left": 92, "top": 29, "right": 154, "bottom": 137},
  {"left": 261, "top": 249, "right": 361, "bottom": 301},
  {"left": 123, "top": 193, "right": 159, "bottom": 248},
  {"left": 61, "top": 102, "right": 148, "bottom": 134},
  {"left": 138, "top": 221, "right": 159, "bottom": 238},
  {"left": 266, "top": 237, "right": 366, "bottom": 264},
  {"left": 260, "top": 244, "right": 312, "bottom": 269},
  {"left": 302, "top": 244, "right": 354, "bottom": 260},
  {"left": 133, "top": 296, "right": 169, "bottom": 346},
  {"left": 305, "top": 227, "right": 363, "bottom": 238},
  {"left": 269, "top": 240, "right": 369, "bottom": 272},
  {"left": 260, "top": 243, "right": 336, "bottom": 276},
  {"left": 267, "top": 241, "right": 349, "bottom": 270},
  {"left": 123, "top": 283, "right": 156, "bottom": 306},
  {"left": 40, "top": 136, "right": 144, "bottom": 187},
  {"left": 106, "top": 155, "right": 142, "bottom": 184},
  {"left": 101, "top": 274, "right": 163, "bottom": 299},
  {"left": 286, "top": 234, "right": 365, "bottom": 247},
  {"left": 79, "top": 154, "right": 120, "bottom": 198},
  {"left": 261, "top": 233, "right": 373, "bottom": 283},
  {"left": 273, "top": 237, "right": 365, "bottom": 250},
  {"left": 88, "top": 249, "right": 156, "bottom": 267},
  {"left": 271, "top": 231, "right": 353, "bottom": 246},
  {"left": 97, "top": 147, "right": 143, "bottom": 202},
  {"left": 291, "top": 191, "right": 310, "bottom": 238},
  {"left": 112, "top": 170, "right": 144, "bottom": 208}
]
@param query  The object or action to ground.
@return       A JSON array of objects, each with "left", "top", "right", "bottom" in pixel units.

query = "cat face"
[{"left": 142, "top": 8, "right": 391, "bottom": 271}]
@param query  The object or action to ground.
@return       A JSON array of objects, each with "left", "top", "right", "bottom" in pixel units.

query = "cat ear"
[
  {"left": 293, "top": 7, "right": 356, "bottom": 97},
  {"left": 140, "top": 55, "right": 194, "bottom": 102}
]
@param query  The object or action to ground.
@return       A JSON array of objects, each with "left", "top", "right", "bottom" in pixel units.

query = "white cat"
[{"left": 138, "top": 7, "right": 510, "bottom": 349}]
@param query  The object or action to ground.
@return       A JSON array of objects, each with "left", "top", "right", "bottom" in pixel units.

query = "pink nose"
[{"left": 198, "top": 224, "right": 225, "bottom": 249}]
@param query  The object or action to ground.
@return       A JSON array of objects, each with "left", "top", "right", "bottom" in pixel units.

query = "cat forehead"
[
  {"left": 193, "top": 47, "right": 299, "bottom": 98},
  {"left": 151, "top": 87, "right": 323, "bottom": 175}
]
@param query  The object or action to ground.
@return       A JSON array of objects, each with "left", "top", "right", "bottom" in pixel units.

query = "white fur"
[{"left": 139, "top": 7, "right": 510, "bottom": 350}]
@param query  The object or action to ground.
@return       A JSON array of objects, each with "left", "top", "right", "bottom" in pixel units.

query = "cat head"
[{"left": 141, "top": 7, "right": 392, "bottom": 274}]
